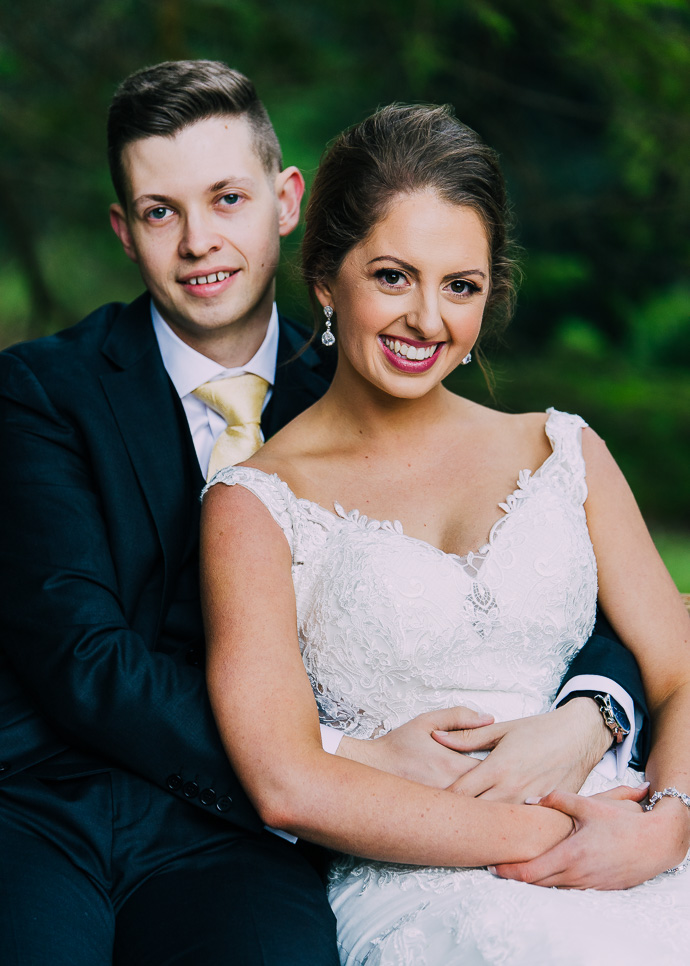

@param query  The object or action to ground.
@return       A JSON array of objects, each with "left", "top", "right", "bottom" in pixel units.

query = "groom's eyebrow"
[
  {"left": 132, "top": 193, "right": 172, "bottom": 207},
  {"left": 208, "top": 177, "right": 256, "bottom": 193},
  {"left": 131, "top": 177, "right": 258, "bottom": 209}
]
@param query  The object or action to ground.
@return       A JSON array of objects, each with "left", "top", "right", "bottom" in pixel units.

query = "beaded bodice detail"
[{"left": 208, "top": 410, "right": 598, "bottom": 739}]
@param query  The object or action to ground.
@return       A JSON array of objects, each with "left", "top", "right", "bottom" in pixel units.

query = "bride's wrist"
[{"left": 645, "top": 792, "right": 690, "bottom": 871}]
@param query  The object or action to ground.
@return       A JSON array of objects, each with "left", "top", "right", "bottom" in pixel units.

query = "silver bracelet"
[{"left": 643, "top": 787, "right": 690, "bottom": 875}]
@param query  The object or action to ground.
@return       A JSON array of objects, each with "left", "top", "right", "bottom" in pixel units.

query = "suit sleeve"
[
  {"left": 0, "top": 351, "right": 261, "bottom": 829},
  {"left": 558, "top": 608, "right": 651, "bottom": 766}
]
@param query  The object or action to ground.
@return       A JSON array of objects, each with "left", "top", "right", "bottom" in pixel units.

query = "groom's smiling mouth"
[{"left": 179, "top": 269, "right": 239, "bottom": 293}]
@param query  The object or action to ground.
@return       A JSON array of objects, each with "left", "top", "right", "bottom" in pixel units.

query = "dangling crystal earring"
[
  {"left": 322, "top": 305, "right": 335, "bottom": 347},
  {"left": 462, "top": 352, "right": 472, "bottom": 365}
]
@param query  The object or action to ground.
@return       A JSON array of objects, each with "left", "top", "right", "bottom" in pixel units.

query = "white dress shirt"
[{"left": 151, "top": 300, "right": 278, "bottom": 478}]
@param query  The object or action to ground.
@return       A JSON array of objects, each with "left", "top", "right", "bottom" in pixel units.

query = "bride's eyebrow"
[
  {"left": 367, "top": 256, "right": 417, "bottom": 272},
  {"left": 367, "top": 256, "right": 487, "bottom": 281},
  {"left": 442, "top": 269, "right": 487, "bottom": 281}
]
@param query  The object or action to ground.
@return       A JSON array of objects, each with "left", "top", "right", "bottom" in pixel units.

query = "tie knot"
[{"left": 193, "top": 373, "right": 269, "bottom": 429}]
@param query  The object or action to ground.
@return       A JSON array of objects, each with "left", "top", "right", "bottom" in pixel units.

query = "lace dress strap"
[
  {"left": 201, "top": 465, "right": 300, "bottom": 557},
  {"left": 541, "top": 408, "right": 590, "bottom": 506}
]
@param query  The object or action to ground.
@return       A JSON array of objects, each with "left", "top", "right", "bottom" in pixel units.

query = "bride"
[{"left": 200, "top": 104, "right": 690, "bottom": 963}]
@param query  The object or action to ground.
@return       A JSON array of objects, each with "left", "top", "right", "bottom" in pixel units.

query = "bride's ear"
[{"left": 313, "top": 281, "right": 334, "bottom": 312}]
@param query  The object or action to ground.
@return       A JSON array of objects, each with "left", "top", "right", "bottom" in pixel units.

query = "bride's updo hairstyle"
[{"left": 302, "top": 103, "right": 518, "bottom": 352}]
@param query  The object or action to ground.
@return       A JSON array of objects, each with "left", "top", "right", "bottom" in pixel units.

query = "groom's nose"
[{"left": 178, "top": 209, "right": 223, "bottom": 259}]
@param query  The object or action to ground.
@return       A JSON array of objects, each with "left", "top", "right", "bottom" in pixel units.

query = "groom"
[{"left": 0, "top": 60, "right": 647, "bottom": 964}]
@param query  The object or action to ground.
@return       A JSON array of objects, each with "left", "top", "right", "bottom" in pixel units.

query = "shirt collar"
[{"left": 151, "top": 299, "right": 279, "bottom": 399}]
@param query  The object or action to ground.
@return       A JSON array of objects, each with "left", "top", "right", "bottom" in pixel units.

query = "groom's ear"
[
  {"left": 275, "top": 166, "right": 305, "bottom": 238},
  {"left": 110, "top": 204, "right": 138, "bottom": 263}
]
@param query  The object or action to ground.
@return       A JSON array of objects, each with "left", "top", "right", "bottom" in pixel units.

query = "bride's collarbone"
[
  {"left": 266, "top": 420, "right": 551, "bottom": 553},
  {"left": 299, "top": 476, "right": 510, "bottom": 558}
]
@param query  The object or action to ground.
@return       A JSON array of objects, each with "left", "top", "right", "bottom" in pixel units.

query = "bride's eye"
[
  {"left": 375, "top": 269, "right": 408, "bottom": 289},
  {"left": 447, "top": 279, "right": 479, "bottom": 297}
]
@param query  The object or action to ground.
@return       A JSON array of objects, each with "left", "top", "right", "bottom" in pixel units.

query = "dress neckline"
[{"left": 243, "top": 408, "right": 578, "bottom": 567}]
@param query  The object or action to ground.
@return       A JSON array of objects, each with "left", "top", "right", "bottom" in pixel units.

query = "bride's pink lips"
[
  {"left": 179, "top": 269, "right": 239, "bottom": 298},
  {"left": 378, "top": 336, "right": 444, "bottom": 373}
]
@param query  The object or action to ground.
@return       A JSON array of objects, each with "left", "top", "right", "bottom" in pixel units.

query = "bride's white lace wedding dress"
[{"left": 209, "top": 410, "right": 690, "bottom": 965}]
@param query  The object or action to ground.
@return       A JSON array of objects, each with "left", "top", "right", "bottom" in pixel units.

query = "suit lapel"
[
  {"left": 99, "top": 295, "right": 195, "bottom": 582},
  {"left": 99, "top": 304, "right": 330, "bottom": 558},
  {"left": 262, "top": 314, "right": 334, "bottom": 439}
]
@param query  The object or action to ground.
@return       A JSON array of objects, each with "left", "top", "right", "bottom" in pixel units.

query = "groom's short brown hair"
[{"left": 107, "top": 60, "right": 282, "bottom": 206}]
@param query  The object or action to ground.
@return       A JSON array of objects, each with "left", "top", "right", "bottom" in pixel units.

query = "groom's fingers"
[
  {"left": 529, "top": 788, "right": 586, "bottom": 819},
  {"left": 589, "top": 783, "right": 648, "bottom": 803},
  {"left": 536, "top": 785, "right": 645, "bottom": 819},
  {"left": 491, "top": 842, "right": 576, "bottom": 887},
  {"left": 491, "top": 791, "right": 583, "bottom": 885},
  {"left": 447, "top": 757, "right": 521, "bottom": 800}
]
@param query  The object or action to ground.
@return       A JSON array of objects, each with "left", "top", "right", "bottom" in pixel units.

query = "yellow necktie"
[{"left": 193, "top": 373, "right": 269, "bottom": 480}]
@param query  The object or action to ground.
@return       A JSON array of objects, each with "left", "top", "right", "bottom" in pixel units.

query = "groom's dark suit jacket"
[
  {"left": 0, "top": 292, "right": 335, "bottom": 830},
  {"left": 0, "top": 292, "right": 648, "bottom": 836}
]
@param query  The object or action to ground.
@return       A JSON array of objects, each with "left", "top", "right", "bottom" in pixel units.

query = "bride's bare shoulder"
[
  {"left": 460, "top": 400, "right": 549, "bottom": 435},
  {"left": 456, "top": 402, "right": 552, "bottom": 464}
]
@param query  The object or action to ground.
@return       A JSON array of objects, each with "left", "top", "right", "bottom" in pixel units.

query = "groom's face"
[{"left": 109, "top": 115, "right": 304, "bottom": 364}]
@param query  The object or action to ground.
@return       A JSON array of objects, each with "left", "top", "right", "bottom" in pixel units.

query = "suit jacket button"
[
  {"left": 183, "top": 781, "right": 200, "bottom": 798},
  {"left": 167, "top": 774, "right": 183, "bottom": 791},
  {"left": 185, "top": 648, "right": 201, "bottom": 667},
  {"left": 215, "top": 796, "right": 232, "bottom": 812},
  {"left": 199, "top": 788, "right": 216, "bottom": 806},
  {"left": 0, "top": 762, "right": 10, "bottom": 772}
]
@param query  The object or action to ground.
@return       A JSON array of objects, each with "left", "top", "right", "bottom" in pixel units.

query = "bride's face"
[{"left": 315, "top": 190, "right": 490, "bottom": 399}]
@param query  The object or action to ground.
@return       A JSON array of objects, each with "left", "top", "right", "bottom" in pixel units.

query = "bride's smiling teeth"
[
  {"left": 381, "top": 336, "right": 439, "bottom": 361},
  {"left": 185, "top": 270, "right": 233, "bottom": 285}
]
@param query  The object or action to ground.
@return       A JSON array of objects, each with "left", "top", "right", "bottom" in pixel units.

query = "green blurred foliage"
[
  {"left": 0, "top": 0, "right": 688, "bottom": 555},
  {"left": 652, "top": 530, "right": 690, "bottom": 592}
]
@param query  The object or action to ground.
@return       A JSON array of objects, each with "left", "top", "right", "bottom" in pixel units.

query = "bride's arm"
[
  {"left": 494, "top": 427, "right": 690, "bottom": 888},
  {"left": 201, "top": 481, "right": 573, "bottom": 867}
]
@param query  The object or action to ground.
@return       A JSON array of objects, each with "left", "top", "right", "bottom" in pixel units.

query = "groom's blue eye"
[
  {"left": 221, "top": 193, "right": 240, "bottom": 205},
  {"left": 148, "top": 206, "right": 171, "bottom": 221}
]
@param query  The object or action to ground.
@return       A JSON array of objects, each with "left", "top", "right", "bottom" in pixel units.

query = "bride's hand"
[
  {"left": 488, "top": 784, "right": 684, "bottom": 890},
  {"left": 337, "top": 706, "right": 493, "bottom": 788},
  {"left": 433, "top": 697, "right": 612, "bottom": 802}
]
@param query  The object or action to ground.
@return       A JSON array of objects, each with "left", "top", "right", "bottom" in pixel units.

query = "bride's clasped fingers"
[{"left": 338, "top": 706, "right": 494, "bottom": 788}]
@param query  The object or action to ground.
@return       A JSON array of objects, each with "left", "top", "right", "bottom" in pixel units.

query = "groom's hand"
[
  {"left": 433, "top": 697, "right": 611, "bottom": 803},
  {"left": 491, "top": 785, "right": 655, "bottom": 889},
  {"left": 336, "top": 707, "right": 493, "bottom": 788}
]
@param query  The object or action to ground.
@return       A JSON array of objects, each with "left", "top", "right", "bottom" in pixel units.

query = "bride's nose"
[{"left": 405, "top": 290, "right": 445, "bottom": 340}]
